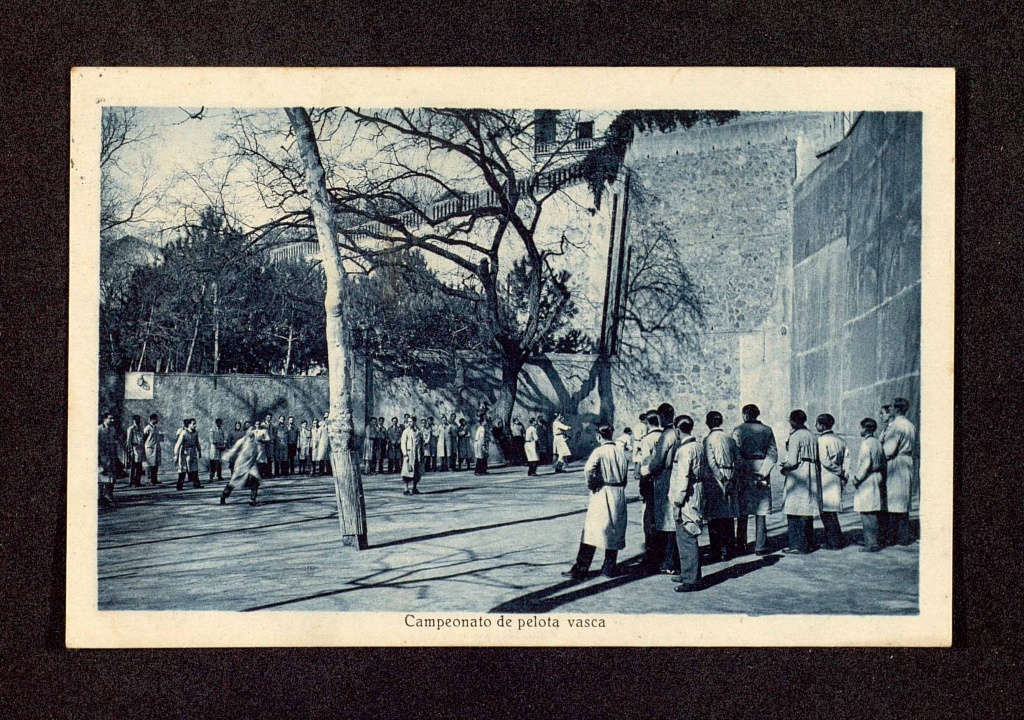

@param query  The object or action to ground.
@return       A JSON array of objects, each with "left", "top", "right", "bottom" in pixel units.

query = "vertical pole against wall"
[
  {"left": 599, "top": 194, "right": 619, "bottom": 356},
  {"left": 609, "top": 173, "right": 631, "bottom": 356}
]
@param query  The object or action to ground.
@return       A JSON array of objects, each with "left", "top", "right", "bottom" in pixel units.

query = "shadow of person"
[{"left": 697, "top": 554, "right": 782, "bottom": 590}]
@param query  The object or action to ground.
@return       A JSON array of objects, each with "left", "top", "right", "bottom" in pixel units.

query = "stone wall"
[{"left": 791, "top": 112, "right": 922, "bottom": 453}]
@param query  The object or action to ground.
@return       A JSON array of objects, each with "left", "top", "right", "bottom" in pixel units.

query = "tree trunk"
[
  {"left": 285, "top": 106, "right": 367, "bottom": 549},
  {"left": 283, "top": 321, "right": 293, "bottom": 375},
  {"left": 212, "top": 281, "right": 220, "bottom": 376},
  {"left": 492, "top": 351, "right": 525, "bottom": 428},
  {"left": 184, "top": 311, "right": 200, "bottom": 374}
]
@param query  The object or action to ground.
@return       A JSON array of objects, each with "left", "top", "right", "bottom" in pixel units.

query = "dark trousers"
[
  {"left": 208, "top": 460, "right": 223, "bottom": 481},
  {"left": 736, "top": 515, "right": 768, "bottom": 553},
  {"left": 659, "top": 530, "right": 681, "bottom": 573},
  {"left": 882, "top": 511, "right": 913, "bottom": 546},
  {"left": 98, "top": 481, "right": 115, "bottom": 505},
  {"left": 128, "top": 461, "right": 143, "bottom": 486},
  {"left": 674, "top": 526, "right": 702, "bottom": 587},
  {"left": 639, "top": 480, "right": 656, "bottom": 561},
  {"left": 474, "top": 458, "right": 488, "bottom": 475},
  {"left": 288, "top": 445, "right": 297, "bottom": 474},
  {"left": 527, "top": 461, "right": 538, "bottom": 476},
  {"left": 820, "top": 511, "right": 845, "bottom": 549},
  {"left": 147, "top": 465, "right": 160, "bottom": 484},
  {"left": 707, "top": 518, "right": 735, "bottom": 561},
  {"left": 570, "top": 543, "right": 618, "bottom": 576},
  {"left": 861, "top": 512, "right": 881, "bottom": 550},
  {"left": 257, "top": 462, "right": 270, "bottom": 479},
  {"left": 787, "top": 515, "right": 815, "bottom": 553}
]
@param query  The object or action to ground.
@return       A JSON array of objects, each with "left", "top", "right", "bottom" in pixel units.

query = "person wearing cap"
[
  {"left": 732, "top": 404, "right": 777, "bottom": 556},
  {"left": 561, "top": 423, "right": 630, "bottom": 581},
  {"left": 816, "top": 413, "right": 848, "bottom": 550},
  {"left": 852, "top": 417, "right": 887, "bottom": 552},
  {"left": 703, "top": 410, "right": 739, "bottom": 562},
  {"left": 880, "top": 397, "right": 916, "bottom": 546},
  {"left": 639, "top": 403, "right": 682, "bottom": 575},
  {"left": 779, "top": 409, "right": 821, "bottom": 554},
  {"left": 670, "top": 414, "right": 707, "bottom": 592}
]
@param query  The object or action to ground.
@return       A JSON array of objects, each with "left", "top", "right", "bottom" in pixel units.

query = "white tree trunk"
[{"left": 285, "top": 107, "right": 367, "bottom": 548}]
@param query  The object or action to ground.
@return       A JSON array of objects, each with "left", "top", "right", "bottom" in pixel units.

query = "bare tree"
[
  {"left": 284, "top": 107, "right": 367, "bottom": 549},
  {"left": 231, "top": 108, "right": 593, "bottom": 426}
]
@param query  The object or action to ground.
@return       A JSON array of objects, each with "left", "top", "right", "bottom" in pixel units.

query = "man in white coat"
[
  {"left": 815, "top": 413, "right": 848, "bottom": 550},
  {"left": 670, "top": 414, "right": 707, "bottom": 593},
  {"left": 142, "top": 413, "right": 163, "bottom": 486},
  {"left": 779, "top": 409, "right": 821, "bottom": 554},
  {"left": 640, "top": 403, "right": 682, "bottom": 575},
  {"left": 552, "top": 413, "right": 573, "bottom": 472},
  {"left": 852, "top": 417, "right": 887, "bottom": 552},
  {"left": 561, "top": 424, "right": 629, "bottom": 581},
  {"left": 473, "top": 414, "right": 490, "bottom": 476},
  {"left": 401, "top": 416, "right": 423, "bottom": 495},
  {"left": 881, "top": 397, "right": 917, "bottom": 546},
  {"left": 524, "top": 418, "right": 540, "bottom": 476},
  {"left": 703, "top": 410, "right": 738, "bottom": 562}
]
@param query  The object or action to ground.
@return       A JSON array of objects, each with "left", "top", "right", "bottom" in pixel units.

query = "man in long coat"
[
  {"left": 174, "top": 418, "right": 203, "bottom": 490},
  {"left": 732, "top": 404, "right": 777, "bottom": 556},
  {"left": 552, "top": 414, "right": 573, "bottom": 472},
  {"left": 400, "top": 416, "right": 423, "bottom": 494},
  {"left": 670, "top": 414, "right": 707, "bottom": 592},
  {"left": 852, "top": 417, "right": 887, "bottom": 552},
  {"left": 297, "top": 420, "right": 312, "bottom": 475},
  {"left": 779, "top": 409, "right": 821, "bottom": 554},
  {"left": 274, "top": 415, "right": 289, "bottom": 476},
  {"left": 219, "top": 422, "right": 262, "bottom": 505},
  {"left": 98, "top": 412, "right": 119, "bottom": 506},
  {"left": 816, "top": 413, "right": 848, "bottom": 550},
  {"left": 703, "top": 410, "right": 738, "bottom": 562},
  {"left": 561, "top": 424, "right": 629, "bottom": 580},
  {"left": 262, "top": 414, "right": 277, "bottom": 476},
  {"left": 254, "top": 420, "right": 272, "bottom": 479},
  {"left": 142, "top": 413, "right": 163, "bottom": 486},
  {"left": 125, "top": 414, "right": 146, "bottom": 488},
  {"left": 208, "top": 418, "right": 227, "bottom": 484},
  {"left": 635, "top": 410, "right": 663, "bottom": 568},
  {"left": 640, "top": 403, "right": 682, "bottom": 575},
  {"left": 524, "top": 418, "right": 540, "bottom": 476},
  {"left": 285, "top": 416, "right": 299, "bottom": 475},
  {"left": 473, "top": 415, "right": 490, "bottom": 475},
  {"left": 386, "top": 417, "right": 403, "bottom": 474},
  {"left": 457, "top": 418, "right": 472, "bottom": 470},
  {"left": 881, "top": 397, "right": 917, "bottom": 546},
  {"left": 436, "top": 416, "right": 453, "bottom": 471}
]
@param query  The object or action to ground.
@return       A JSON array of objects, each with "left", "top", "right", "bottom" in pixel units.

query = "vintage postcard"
[{"left": 68, "top": 67, "right": 954, "bottom": 646}]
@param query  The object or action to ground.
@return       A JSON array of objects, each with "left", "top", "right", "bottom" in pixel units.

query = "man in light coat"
[
  {"left": 670, "top": 414, "right": 707, "bottom": 592},
  {"left": 174, "top": 418, "right": 203, "bottom": 490},
  {"left": 640, "top": 403, "right": 682, "bottom": 575},
  {"left": 254, "top": 420, "right": 272, "bottom": 479},
  {"left": 852, "top": 417, "right": 887, "bottom": 552},
  {"left": 219, "top": 422, "right": 263, "bottom": 506},
  {"left": 779, "top": 409, "right": 821, "bottom": 554},
  {"left": 125, "top": 414, "right": 146, "bottom": 488},
  {"left": 552, "top": 413, "right": 573, "bottom": 472},
  {"left": 816, "top": 413, "right": 847, "bottom": 550},
  {"left": 732, "top": 404, "right": 777, "bottom": 556},
  {"left": 208, "top": 418, "right": 227, "bottom": 484},
  {"left": 400, "top": 416, "right": 422, "bottom": 495},
  {"left": 473, "top": 415, "right": 490, "bottom": 475},
  {"left": 635, "top": 410, "right": 663, "bottom": 568},
  {"left": 703, "top": 410, "right": 738, "bottom": 562},
  {"left": 561, "top": 424, "right": 629, "bottom": 581},
  {"left": 142, "top": 413, "right": 163, "bottom": 486},
  {"left": 524, "top": 418, "right": 540, "bottom": 476},
  {"left": 881, "top": 397, "right": 917, "bottom": 546}
]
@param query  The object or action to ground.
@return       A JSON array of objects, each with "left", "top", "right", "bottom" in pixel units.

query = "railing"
[{"left": 534, "top": 136, "right": 598, "bottom": 155}]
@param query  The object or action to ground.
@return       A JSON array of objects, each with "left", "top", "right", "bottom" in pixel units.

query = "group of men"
[
  {"left": 98, "top": 410, "right": 337, "bottom": 507},
  {"left": 562, "top": 398, "right": 918, "bottom": 593}
]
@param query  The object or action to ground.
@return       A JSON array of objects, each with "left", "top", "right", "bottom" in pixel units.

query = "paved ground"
[{"left": 98, "top": 464, "right": 919, "bottom": 615}]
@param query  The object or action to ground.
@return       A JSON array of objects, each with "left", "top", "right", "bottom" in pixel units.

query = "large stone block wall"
[
  {"left": 791, "top": 112, "right": 922, "bottom": 456},
  {"left": 621, "top": 121, "right": 800, "bottom": 433}
]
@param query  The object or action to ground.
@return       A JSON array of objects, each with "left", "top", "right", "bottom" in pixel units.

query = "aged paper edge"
[{"left": 67, "top": 67, "right": 954, "bottom": 647}]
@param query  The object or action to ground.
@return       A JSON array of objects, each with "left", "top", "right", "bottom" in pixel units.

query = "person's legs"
[
  {"left": 735, "top": 515, "right": 749, "bottom": 555},
  {"left": 219, "top": 483, "right": 233, "bottom": 504},
  {"left": 190, "top": 470, "right": 202, "bottom": 488},
  {"left": 600, "top": 549, "right": 619, "bottom": 577},
  {"left": 674, "top": 527, "right": 702, "bottom": 590},
  {"left": 177, "top": 472, "right": 186, "bottom": 491},
  {"left": 860, "top": 512, "right": 881, "bottom": 551},
  {"left": 562, "top": 542, "right": 597, "bottom": 579},
  {"left": 661, "top": 531, "right": 681, "bottom": 573},
  {"left": 894, "top": 512, "right": 913, "bottom": 545},
  {"left": 148, "top": 464, "right": 160, "bottom": 485},
  {"left": 787, "top": 515, "right": 807, "bottom": 553},
  {"left": 754, "top": 515, "right": 768, "bottom": 554},
  {"left": 804, "top": 516, "right": 816, "bottom": 550},
  {"left": 821, "top": 511, "right": 845, "bottom": 549}
]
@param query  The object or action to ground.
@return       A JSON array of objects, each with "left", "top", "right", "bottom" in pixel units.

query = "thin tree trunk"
[
  {"left": 212, "top": 281, "right": 220, "bottom": 376},
  {"left": 136, "top": 305, "right": 154, "bottom": 371},
  {"left": 283, "top": 321, "right": 293, "bottom": 375},
  {"left": 184, "top": 312, "right": 200, "bottom": 374},
  {"left": 285, "top": 106, "right": 367, "bottom": 549}
]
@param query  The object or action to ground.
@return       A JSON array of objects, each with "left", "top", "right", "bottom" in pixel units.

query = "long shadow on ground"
[{"left": 490, "top": 553, "right": 782, "bottom": 614}]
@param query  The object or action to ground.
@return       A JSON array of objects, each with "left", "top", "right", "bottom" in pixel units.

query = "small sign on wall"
[{"left": 125, "top": 372, "right": 154, "bottom": 400}]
